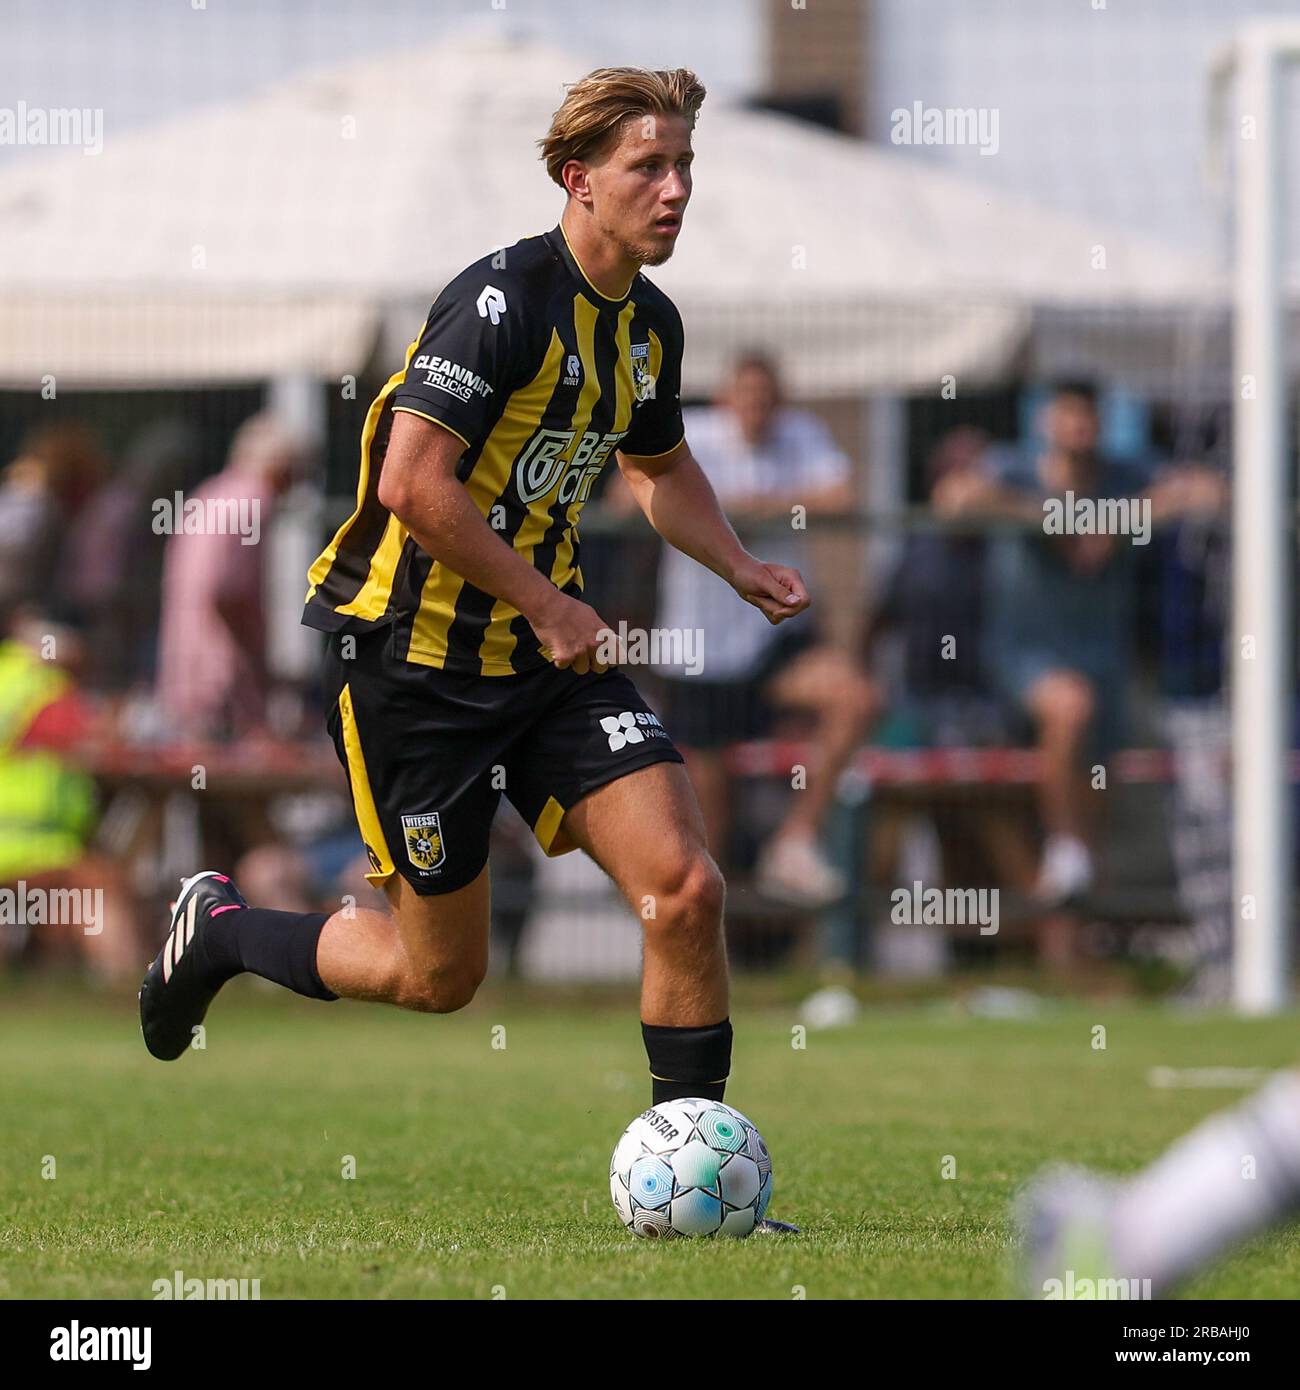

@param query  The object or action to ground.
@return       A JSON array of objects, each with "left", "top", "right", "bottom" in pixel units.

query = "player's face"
[{"left": 589, "top": 114, "right": 694, "bottom": 267}]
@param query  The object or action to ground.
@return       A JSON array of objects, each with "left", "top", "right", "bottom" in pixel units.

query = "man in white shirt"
[{"left": 652, "top": 354, "right": 879, "bottom": 906}]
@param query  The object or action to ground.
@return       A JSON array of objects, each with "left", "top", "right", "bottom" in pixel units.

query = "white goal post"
[{"left": 1213, "top": 22, "right": 1300, "bottom": 1013}]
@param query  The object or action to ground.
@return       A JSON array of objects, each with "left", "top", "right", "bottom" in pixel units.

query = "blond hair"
[{"left": 539, "top": 66, "right": 706, "bottom": 187}]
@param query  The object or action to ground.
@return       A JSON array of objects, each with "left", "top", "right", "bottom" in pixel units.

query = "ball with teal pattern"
[{"left": 609, "top": 1098, "right": 772, "bottom": 1239}]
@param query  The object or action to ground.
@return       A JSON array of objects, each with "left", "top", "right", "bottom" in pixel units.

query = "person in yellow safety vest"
[
  {"left": 0, "top": 637, "right": 95, "bottom": 883},
  {"left": 0, "top": 634, "right": 133, "bottom": 977}
]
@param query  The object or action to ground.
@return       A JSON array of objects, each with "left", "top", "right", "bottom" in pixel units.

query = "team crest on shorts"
[{"left": 401, "top": 813, "right": 446, "bottom": 872}]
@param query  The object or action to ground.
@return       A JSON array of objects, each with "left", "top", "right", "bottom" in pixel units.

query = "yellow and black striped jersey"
[{"left": 302, "top": 223, "right": 685, "bottom": 676}]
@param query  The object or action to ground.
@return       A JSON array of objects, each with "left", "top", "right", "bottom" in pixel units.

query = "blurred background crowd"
[
  {"left": 1, "top": 0, "right": 1292, "bottom": 1001},
  {"left": 0, "top": 360, "right": 1238, "bottom": 996}
]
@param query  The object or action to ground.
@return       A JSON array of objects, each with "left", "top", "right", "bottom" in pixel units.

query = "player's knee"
[
  {"left": 836, "top": 671, "right": 881, "bottom": 730},
  {"left": 397, "top": 962, "right": 484, "bottom": 1014},
  {"left": 647, "top": 850, "right": 725, "bottom": 939},
  {"left": 1036, "top": 672, "right": 1095, "bottom": 731}
]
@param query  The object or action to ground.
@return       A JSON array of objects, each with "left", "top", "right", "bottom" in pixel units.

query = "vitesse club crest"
[
  {"left": 630, "top": 342, "right": 655, "bottom": 403},
  {"left": 401, "top": 813, "right": 445, "bottom": 872}
]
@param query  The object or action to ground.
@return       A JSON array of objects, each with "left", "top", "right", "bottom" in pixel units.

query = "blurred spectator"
[
  {"left": 865, "top": 426, "right": 1037, "bottom": 924},
  {"left": 0, "top": 423, "right": 106, "bottom": 618},
  {"left": 234, "top": 829, "right": 377, "bottom": 919},
  {"left": 646, "top": 353, "right": 879, "bottom": 907},
  {"left": 0, "top": 609, "right": 141, "bottom": 981},
  {"left": 65, "top": 418, "right": 206, "bottom": 696},
  {"left": 935, "top": 381, "right": 1225, "bottom": 906},
  {"left": 867, "top": 425, "right": 1004, "bottom": 744},
  {"left": 156, "top": 413, "right": 305, "bottom": 740}
]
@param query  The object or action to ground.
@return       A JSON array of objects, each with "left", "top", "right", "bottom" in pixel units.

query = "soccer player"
[
  {"left": 139, "top": 67, "right": 805, "bottom": 1230},
  {"left": 1020, "top": 1069, "right": 1300, "bottom": 1296}
]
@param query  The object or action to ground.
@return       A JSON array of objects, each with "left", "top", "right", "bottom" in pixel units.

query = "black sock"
[
  {"left": 642, "top": 1018, "right": 732, "bottom": 1104},
  {"left": 201, "top": 908, "right": 338, "bottom": 1001}
]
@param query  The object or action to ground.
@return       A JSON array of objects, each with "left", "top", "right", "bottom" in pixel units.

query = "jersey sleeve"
[
  {"left": 619, "top": 300, "right": 685, "bottom": 459},
  {"left": 390, "top": 273, "right": 523, "bottom": 450}
]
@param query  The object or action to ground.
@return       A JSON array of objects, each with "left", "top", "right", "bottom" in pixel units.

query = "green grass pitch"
[{"left": 3, "top": 980, "right": 1298, "bottom": 1299}]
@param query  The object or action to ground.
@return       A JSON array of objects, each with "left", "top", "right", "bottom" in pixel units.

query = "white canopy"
[{"left": 0, "top": 34, "right": 1225, "bottom": 394}]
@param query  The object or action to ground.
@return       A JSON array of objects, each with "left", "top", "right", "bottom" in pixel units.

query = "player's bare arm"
[
  {"left": 617, "top": 436, "right": 811, "bottom": 625},
  {"left": 380, "top": 409, "right": 615, "bottom": 674}
]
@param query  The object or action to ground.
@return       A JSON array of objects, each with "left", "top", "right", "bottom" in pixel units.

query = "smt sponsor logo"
[
  {"left": 412, "top": 354, "right": 493, "bottom": 405},
  {"left": 514, "top": 428, "right": 626, "bottom": 504},
  {"left": 601, "top": 710, "right": 668, "bottom": 752},
  {"left": 49, "top": 1322, "right": 151, "bottom": 1369}
]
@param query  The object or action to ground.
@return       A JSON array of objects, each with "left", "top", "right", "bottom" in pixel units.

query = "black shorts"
[
  {"left": 656, "top": 624, "right": 817, "bottom": 750},
  {"left": 322, "top": 626, "right": 684, "bottom": 896}
]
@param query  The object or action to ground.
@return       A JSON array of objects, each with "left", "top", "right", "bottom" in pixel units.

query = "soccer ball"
[{"left": 609, "top": 1098, "right": 772, "bottom": 1238}]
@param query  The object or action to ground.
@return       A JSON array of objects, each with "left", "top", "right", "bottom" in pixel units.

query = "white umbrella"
[{"left": 0, "top": 33, "right": 1223, "bottom": 393}]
